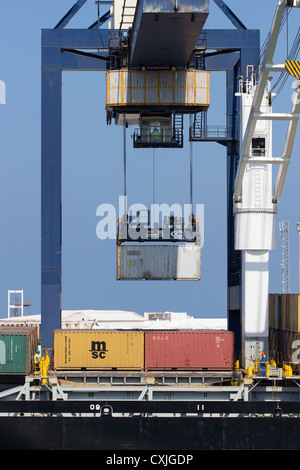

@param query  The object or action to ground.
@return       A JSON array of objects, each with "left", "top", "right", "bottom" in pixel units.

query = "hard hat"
[
  {"left": 36, "top": 350, "right": 40, "bottom": 353},
  {"left": 262, "top": 352, "right": 265, "bottom": 355}
]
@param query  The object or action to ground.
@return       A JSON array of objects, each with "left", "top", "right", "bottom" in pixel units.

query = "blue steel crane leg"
[
  {"left": 226, "top": 66, "right": 241, "bottom": 356},
  {"left": 41, "top": 30, "right": 109, "bottom": 350},
  {"left": 41, "top": 46, "right": 62, "bottom": 350},
  {"left": 226, "top": 32, "right": 260, "bottom": 359}
]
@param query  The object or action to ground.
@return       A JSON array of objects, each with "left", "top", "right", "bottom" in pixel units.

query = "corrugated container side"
[
  {"left": 0, "top": 326, "right": 38, "bottom": 375},
  {"left": 269, "top": 294, "right": 300, "bottom": 333},
  {"left": 269, "top": 294, "right": 278, "bottom": 329},
  {"left": 298, "top": 295, "right": 300, "bottom": 332},
  {"left": 145, "top": 330, "right": 234, "bottom": 370},
  {"left": 117, "top": 244, "right": 201, "bottom": 280},
  {"left": 54, "top": 330, "right": 144, "bottom": 370},
  {"left": 269, "top": 327, "right": 300, "bottom": 369},
  {"left": 106, "top": 70, "right": 210, "bottom": 107}
]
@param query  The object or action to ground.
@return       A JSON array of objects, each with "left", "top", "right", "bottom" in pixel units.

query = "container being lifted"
[{"left": 116, "top": 212, "right": 201, "bottom": 280}]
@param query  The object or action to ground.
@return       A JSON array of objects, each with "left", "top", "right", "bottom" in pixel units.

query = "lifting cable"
[
  {"left": 122, "top": 120, "right": 195, "bottom": 231},
  {"left": 272, "top": 26, "right": 300, "bottom": 100},
  {"left": 153, "top": 148, "right": 156, "bottom": 206},
  {"left": 245, "top": 7, "right": 300, "bottom": 103},
  {"left": 189, "top": 114, "right": 194, "bottom": 214},
  {"left": 151, "top": 117, "right": 195, "bottom": 223},
  {"left": 152, "top": 147, "right": 157, "bottom": 226},
  {"left": 123, "top": 124, "right": 127, "bottom": 216},
  {"left": 246, "top": 7, "right": 292, "bottom": 82}
]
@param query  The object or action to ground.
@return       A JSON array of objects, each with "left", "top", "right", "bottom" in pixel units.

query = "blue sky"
[{"left": 0, "top": 1, "right": 299, "bottom": 319}]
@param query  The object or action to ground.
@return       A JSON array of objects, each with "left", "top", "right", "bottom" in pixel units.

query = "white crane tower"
[{"left": 234, "top": 0, "right": 300, "bottom": 369}]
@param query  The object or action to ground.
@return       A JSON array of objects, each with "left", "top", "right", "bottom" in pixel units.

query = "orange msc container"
[
  {"left": 145, "top": 330, "right": 234, "bottom": 370},
  {"left": 53, "top": 330, "right": 144, "bottom": 370}
]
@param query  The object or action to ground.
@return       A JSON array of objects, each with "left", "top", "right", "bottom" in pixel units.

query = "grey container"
[
  {"left": 117, "top": 244, "right": 201, "bottom": 280},
  {"left": 0, "top": 326, "right": 39, "bottom": 375}
]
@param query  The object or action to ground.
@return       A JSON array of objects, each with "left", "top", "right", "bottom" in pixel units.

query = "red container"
[{"left": 145, "top": 330, "right": 234, "bottom": 370}]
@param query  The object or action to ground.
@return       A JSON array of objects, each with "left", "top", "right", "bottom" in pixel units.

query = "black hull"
[{"left": 1, "top": 416, "right": 300, "bottom": 451}]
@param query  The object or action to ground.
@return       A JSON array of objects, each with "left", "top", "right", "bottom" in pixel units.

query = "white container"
[{"left": 117, "top": 244, "right": 201, "bottom": 280}]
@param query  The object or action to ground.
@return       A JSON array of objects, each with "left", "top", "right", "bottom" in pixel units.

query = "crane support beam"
[
  {"left": 54, "top": 0, "right": 89, "bottom": 29},
  {"left": 254, "top": 112, "right": 299, "bottom": 120},
  {"left": 212, "top": 0, "right": 247, "bottom": 30}
]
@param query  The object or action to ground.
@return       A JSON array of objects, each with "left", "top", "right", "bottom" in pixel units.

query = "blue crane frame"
[{"left": 41, "top": 14, "right": 260, "bottom": 351}]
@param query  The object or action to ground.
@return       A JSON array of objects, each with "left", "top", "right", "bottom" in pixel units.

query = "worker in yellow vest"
[
  {"left": 151, "top": 127, "right": 160, "bottom": 142},
  {"left": 34, "top": 349, "right": 40, "bottom": 375}
]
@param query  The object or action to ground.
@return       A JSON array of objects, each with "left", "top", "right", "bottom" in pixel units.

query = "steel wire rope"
[
  {"left": 245, "top": 7, "right": 291, "bottom": 82},
  {"left": 189, "top": 115, "right": 194, "bottom": 214},
  {"left": 272, "top": 26, "right": 300, "bottom": 100},
  {"left": 263, "top": 8, "right": 299, "bottom": 100},
  {"left": 123, "top": 125, "right": 127, "bottom": 217},
  {"left": 153, "top": 148, "right": 155, "bottom": 207},
  {"left": 152, "top": 148, "right": 156, "bottom": 232},
  {"left": 273, "top": 24, "right": 300, "bottom": 89}
]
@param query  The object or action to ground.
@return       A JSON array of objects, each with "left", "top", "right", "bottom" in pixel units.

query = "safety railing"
[
  {"left": 190, "top": 123, "right": 238, "bottom": 142},
  {"left": 133, "top": 128, "right": 183, "bottom": 148}
]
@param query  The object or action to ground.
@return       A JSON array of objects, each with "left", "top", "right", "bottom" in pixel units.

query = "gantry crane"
[{"left": 40, "top": 0, "right": 300, "bottom": 374}]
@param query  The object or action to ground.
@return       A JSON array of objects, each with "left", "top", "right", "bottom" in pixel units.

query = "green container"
[{"left": 0, "top": 326, "right": 38, "bottom": 375}]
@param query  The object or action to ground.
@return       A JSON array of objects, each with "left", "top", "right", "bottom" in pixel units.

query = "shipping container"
[
  {"left": 145, "top": 330, "right": 234, "bottom": 370},
  {"left": 53, "top": 330, "right": 144, "bottom": 370},
  {"left": 269, "top": 327, "right": 300, "bottom": 371},
  {"left": 269, "top": 294, "right": 300, "bottom": 332},
  {"left": 268, "top": 294, "right": 300, "bottom": 368},
  {"left": 0, "top": 326, "right": 38, "bottom": 375},
  {"left": 117, "top": 244, "right": 201, "bottom": 280},
  {"left": 106, "top": 69, "right": 210, "bottom": 110}
]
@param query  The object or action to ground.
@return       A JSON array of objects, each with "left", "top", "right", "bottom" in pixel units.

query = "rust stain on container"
[
  {"left": 145, "top": 330, "right": 235, "bottom": 370},
  {"left": 54, "top": 330, "right": 144, "bottom": 370}
]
